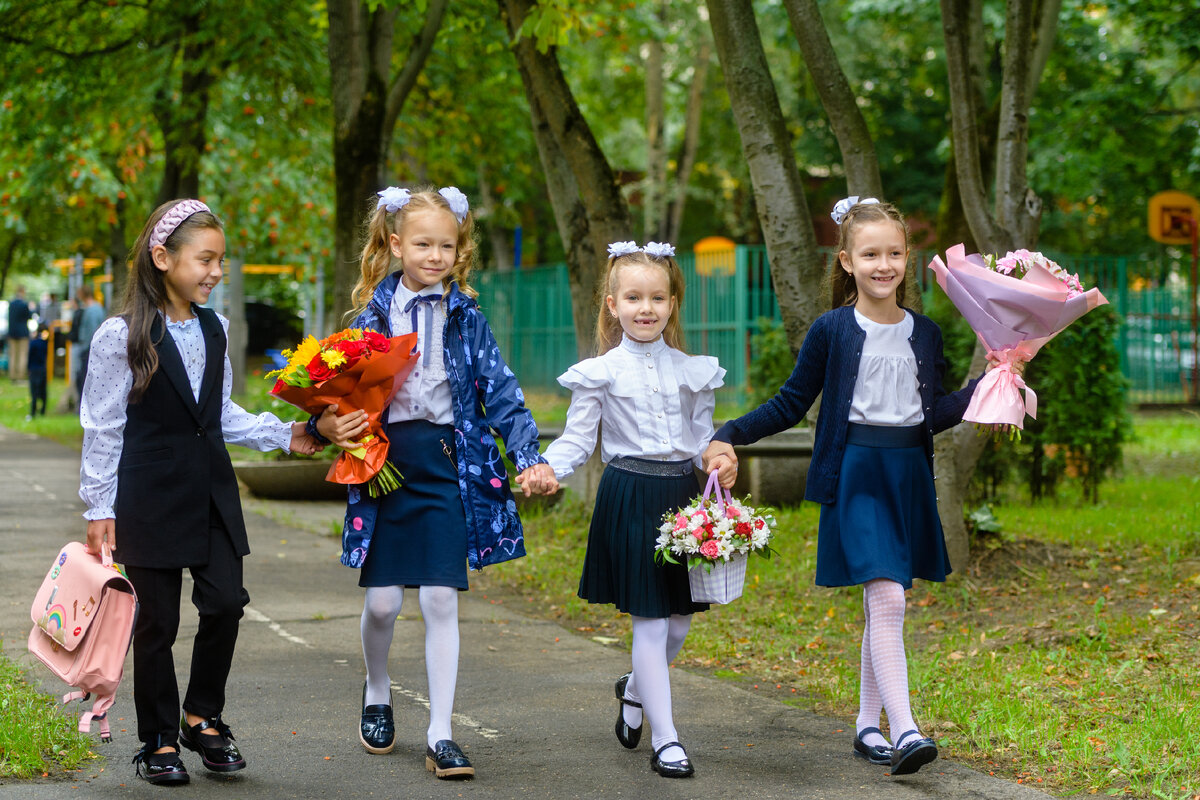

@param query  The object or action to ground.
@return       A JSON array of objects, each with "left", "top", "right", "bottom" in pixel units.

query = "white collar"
[
  {"left": 395, "top": 279, "right": 445, "bottom": 306},
  {"left": 618, "top": 333, "right": 668, "bottom": 357}
]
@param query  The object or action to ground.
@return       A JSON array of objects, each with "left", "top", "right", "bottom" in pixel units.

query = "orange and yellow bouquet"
[{"left": 267, "top": 329, "right": 419, "bottom": 497}]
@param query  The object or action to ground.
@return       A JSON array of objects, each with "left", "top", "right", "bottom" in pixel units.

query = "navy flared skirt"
[
  {"left": 359, "top": 419, "right": 468, "bottom": 589},
  {"left": 578, "top": 459, "right": 709, "bottom": 618},
  {"left": 816, "top": 423, "right": 951, "bottom": 590}
]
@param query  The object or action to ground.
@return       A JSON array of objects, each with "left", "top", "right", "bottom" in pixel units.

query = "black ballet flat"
[
  {"left": 614, "top": 672, "right": 643, "bottom": 749},
  {"left": 650, "top": 741, "right": 694, "bottom": 778},
  {"left": 132, "top": 745, "right": 190, "bottom": 785},
  {"left": 359, "top": 682, "right": 395, "bottom": 755},
  {"left": 889, "top": 729, "right": 938, "bottom": 775},
  {"left": 179, "top": 716, "right": 245, "bottom": 773},
  {"left": 853, "top": 726, "right": 893, "bottom": 765}
]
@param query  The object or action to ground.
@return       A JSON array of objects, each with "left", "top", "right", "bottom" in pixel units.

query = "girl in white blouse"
[
  {"left": 542, "top": 241, "right": 729, "bottom": 779},
  {"left": 80, "top": 200, "right": 317, "bottom": 785}
]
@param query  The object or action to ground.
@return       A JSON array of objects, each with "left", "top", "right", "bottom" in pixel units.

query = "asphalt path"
[{"left": 0, "top": 428, "right": 1051, "bottom": 799}]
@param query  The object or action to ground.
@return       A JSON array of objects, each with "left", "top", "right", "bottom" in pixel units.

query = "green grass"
[
  {"left": 474, "top": 411, "right": 1200, "bottom": 799},
  {"left": 0, "top": 642, "right": 99, "bottom": 779}
]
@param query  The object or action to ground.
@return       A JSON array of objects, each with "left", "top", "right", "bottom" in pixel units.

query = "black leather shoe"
[
  {"left": 890, "top": 729, "right": 938, "bottom": 775},
  {"left": 853, "top": 726, "right": 893, "bottom": 765},
  {"left": 614, "top": 672, "right": 643, "bottom": 749},
  {"left": 132, "top": 745, "right": 190, "bottom": 785},
  {"left": 650, "top": 741, "right": 695, "bottom": 778},
  {"left": 360, "top": 682, "right": 395, "bottom": 754},
  {"left": 179, "top": 716, "right": 246, "bottom": 773},
  {"left": 425, "top": 739, "right": 475, "bottom": 779}
]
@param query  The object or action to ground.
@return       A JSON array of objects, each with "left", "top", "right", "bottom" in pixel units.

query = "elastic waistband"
[
  {"left": 845, "top": 422, "right": 924, "bottom": 448},
  {"left": 608, "top": 456, "right": 695, "bottom": 477}
]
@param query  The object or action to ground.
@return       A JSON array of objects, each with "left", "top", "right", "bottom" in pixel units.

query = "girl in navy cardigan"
[
  {"left": 315, "top": 187, "right": 556, "bottom": 780},
  {"left": 704, "top": 198, "right": 982, "bottom": 776}
]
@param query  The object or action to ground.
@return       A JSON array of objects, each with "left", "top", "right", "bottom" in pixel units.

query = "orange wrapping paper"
[{"left": 271, "top": 333, "right": 419, "bottom": 486}]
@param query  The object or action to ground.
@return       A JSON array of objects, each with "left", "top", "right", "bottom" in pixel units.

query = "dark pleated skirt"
[
  {"left": 359, "top": 420, "right": 468, "bottom": 589},
  {"left": 816, "top": 423, "right": 951, "bottom": 590},
  {"left": 578, "top": 459, "right": 709, "bottom": 618}
]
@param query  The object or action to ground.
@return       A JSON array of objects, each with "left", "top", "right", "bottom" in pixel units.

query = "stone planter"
[{"left": 232, "top": 459, "right": 346, "bottom": 501}]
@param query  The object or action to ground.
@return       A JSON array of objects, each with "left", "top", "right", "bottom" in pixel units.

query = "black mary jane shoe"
[
  {"left": 650, "top": 741, "right": 695, "bottom": 778},
  {"left": 132, "top": 744, "right": 190, "bottom": 785},
  {"left": 889, "top": 729, "right": 938, "bottom": 775},
  {"left": 179, "top": 716, "right": 246, "bottom": 773},
  {"left": 852, "top": 726, "right": 893, "bottom": 765},
  {"left": 425, "top": 739, "right": 475, "bottom": 780},
  {"left": 614, "top": 672, "right": 643, "bottom": 749},
  {"left": 359, "top": 682, "right": 395, "bottom": 755}
]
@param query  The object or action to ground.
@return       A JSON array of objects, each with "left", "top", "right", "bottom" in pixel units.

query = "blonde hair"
[
  {"left": 830, "top": 200, "right": 910, "bottom": 309},
  {"left": 594, "top": 250, "right": 686, "bottom": 354},
  {"left": 349, "top": 187, "right": 478, "bottom": 315}
]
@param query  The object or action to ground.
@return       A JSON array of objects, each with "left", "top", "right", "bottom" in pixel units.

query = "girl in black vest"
[{"left": 79, "top": 199, "right": 319, "bottom": 786}]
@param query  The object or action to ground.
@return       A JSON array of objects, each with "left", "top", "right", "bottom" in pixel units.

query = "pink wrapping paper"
[{"left": 927, "top": 244, "right": 1108, "bottom": 429}]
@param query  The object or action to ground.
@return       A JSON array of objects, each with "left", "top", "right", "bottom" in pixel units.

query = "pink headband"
[{"left": 148, "top": 199, "right": 211, "bottom": 252}]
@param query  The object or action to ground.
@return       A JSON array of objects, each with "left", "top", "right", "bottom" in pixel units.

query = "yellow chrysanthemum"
[{"left": 321, "top": 349, "right": 348, "bottom": 369}]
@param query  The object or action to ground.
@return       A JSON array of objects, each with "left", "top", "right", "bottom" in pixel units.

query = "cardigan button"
[{"left": 195, "top": 427, "right": 205, "bottom": 437}]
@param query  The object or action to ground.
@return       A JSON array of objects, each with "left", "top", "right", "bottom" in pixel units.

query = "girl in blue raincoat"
[{"left": 314, "top": 186, "right": 557, "bottom": 780}]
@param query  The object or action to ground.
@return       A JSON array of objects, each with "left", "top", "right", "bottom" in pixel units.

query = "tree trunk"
[
  {"left": 706, "top": 0, "right": 823, "bottom": 354},
  {"left": 665, "top": 37, "right": 711, "bottom": 245},
  {"left": 499, "top": 0, "right": 633, "bottom": 357},
  {"left": 781, "top": 0, "right": 883, "bottom": 198},
  {"left": 643, "top": 1, "right": 666, "bottom": 241},
  {"left": 155, "top": 14, "right": 213, "bottom": 204},
  {"left": 477, "top": 164, "right": 512, "bottom": 270},
  {"left": 326, "top": 0, "right": 446, "bottom": 323}
]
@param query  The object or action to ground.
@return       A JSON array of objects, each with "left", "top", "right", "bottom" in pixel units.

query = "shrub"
[{"left": 747, "top": 317, "right": 796, "bottom": 408}]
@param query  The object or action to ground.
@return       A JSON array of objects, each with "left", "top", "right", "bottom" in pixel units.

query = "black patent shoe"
[
  {"left": 614, "top": 672, "right": 643, "bottom": 749},
  {"left": 132, "top": 745, "right": 190, "bottom": 785},
  {"left": 889, "top": 729, "right": 938, "bottom": 775},
  {"left": 359, "top": 682, "right": 395, "bottom": 754},
  {"left": 650, "top": 741, "right": 695, "bottom": 778},
  {"left": 853, "top": 726, "right": 893, "bottom": 765},
  {"left": 179, "top": 716, "right": 246, "bottom": 773},
  {"left": 425, "top": 739, "right": 475, "bottom": 779}
]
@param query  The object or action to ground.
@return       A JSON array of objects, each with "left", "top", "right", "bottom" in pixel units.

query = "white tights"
[
  {"left": 361, "top": 585, "right": 460, "bottom": 747},
  {"left": 856, "top": 579, "right": 919, "bottom": 748},
  {"left": 624, "top": 615, "right": 692, "bottom": 762}
]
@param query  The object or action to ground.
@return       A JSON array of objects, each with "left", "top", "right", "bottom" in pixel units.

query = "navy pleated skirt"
[
  {"left": 816, "top": 423, "right": 951, "bottom": 590},
  {"left": 578, "top": 458, "right": 709, "bottom": 618},
  {"left": 359, "top": 420, "right": 468, "bottom": 590}
]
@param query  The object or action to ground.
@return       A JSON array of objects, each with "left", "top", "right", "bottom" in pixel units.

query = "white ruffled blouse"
[
  {"left": 849, "top": 308, "right": 924, "bottom": 426},
  {"left": 543, "top": 335, "right": 725, "bottom": 478},
  {"left": 79, "top": 312, "right": 293, "bottom": 521}
]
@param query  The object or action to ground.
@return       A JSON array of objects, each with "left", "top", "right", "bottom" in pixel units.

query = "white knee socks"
[
  {"left": 858, "top": 579, "right": 919, "bottom": 746},
  {"left": 359, "top": 585, "right": 461, "bottom": 748},
  {"left": 626, "top": 615, "right": 691, "bottom": 762}
]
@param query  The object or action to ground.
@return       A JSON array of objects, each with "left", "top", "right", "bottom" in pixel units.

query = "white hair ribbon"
[
  {"left": 438, "top": 187, "right": 470, "bottom": 224},
  {"left": 642, "top": 241, "right": 676, "bottom": 258},
  {"left": 376, "top": 186, "right": 411, "bottom": 214},
  {"left": 830, "top": 196, "right": 880, "bottom": 225},
  {"left": 607, "top": 241, "right": 641, "bottom": 259}
]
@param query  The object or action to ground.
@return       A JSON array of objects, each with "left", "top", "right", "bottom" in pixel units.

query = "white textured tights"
[
  {"left": 856, "top": 579, "right": 919, "bottom": 748},
  {"left": 624, "top": 615, "right": 692, "bottom": 762}
]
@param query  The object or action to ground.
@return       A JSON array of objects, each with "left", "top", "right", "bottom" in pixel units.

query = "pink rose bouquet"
[
  {"left": 654, "top": 473, "right": 776, "bottom": 571},
  {"left": 928, "top": 244, "right": 1109, "bottom": 434}
]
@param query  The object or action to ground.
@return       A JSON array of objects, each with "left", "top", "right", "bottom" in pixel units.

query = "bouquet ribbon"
[
  {"left": 963, "top": 341, "right": 1038, "bottom": 428},
  {"left": 271, "top": 333, "right": 418, "bottom": 486}
]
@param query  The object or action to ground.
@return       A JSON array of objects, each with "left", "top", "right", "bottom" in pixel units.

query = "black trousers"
[
  {"left": 28, "top": 370, "right": 46, "bottom": 415},
  {"left": 124, "top": 520, "right": 249, "bottom": 748}
]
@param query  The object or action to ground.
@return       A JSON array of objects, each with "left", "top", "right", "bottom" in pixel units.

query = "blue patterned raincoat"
[{"left": 332, "top": 274, "right": 546, "bottom": 571}]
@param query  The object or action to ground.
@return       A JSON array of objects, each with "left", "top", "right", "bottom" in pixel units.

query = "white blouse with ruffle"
[
  {"left": 849, "top": 308, "right": 924, "bottom": 426},
  {"left": 543, "top": 335, "right": 725, "bottom": 478}
]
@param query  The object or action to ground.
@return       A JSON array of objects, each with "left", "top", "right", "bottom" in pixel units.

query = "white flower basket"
[{"left": 688, "top": 554, "right": 748, "bottom": 604}]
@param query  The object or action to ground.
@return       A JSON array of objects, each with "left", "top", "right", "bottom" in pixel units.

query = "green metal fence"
[{"left": 475, "top": 246, "right": 1197, "bottom": 405}]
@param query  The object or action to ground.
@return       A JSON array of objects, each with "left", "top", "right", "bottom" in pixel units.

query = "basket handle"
[{"left": 703, "top": 468, "right": 734, "bottom": 512}]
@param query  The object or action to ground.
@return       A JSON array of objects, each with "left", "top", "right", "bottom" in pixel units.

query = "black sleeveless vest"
[{"left": 112, "top": 307, "right": 248, "bottom": 568}]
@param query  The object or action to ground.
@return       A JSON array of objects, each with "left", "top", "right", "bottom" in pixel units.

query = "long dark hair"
[
  {"left": 829, "top": 201, "right": 909, "bottom": 309},
  {"left": 122, "top": 200, "right": 224, "bottom": 402}
]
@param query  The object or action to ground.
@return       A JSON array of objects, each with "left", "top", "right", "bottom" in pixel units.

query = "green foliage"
[{"left": 747, "top": 317, "right": 795, "bottom": 407}]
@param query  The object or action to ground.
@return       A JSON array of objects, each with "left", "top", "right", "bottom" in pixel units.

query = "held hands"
[
  {"left": 986, "top": 352, "right": 1028, "bottom": 377},
  {"left": 515, "top": 463, "right": 559, "bottom": 497},
  {"left": 316, "top": 404, "right": 370, "bottom": 449},
  {"left": 289, "top": 421, "right": 324, "bottom": 455},
  {"left": 86, "top": 518, "right": 116, "bottom": 555},
  {"left": 702, "top": 440, "right": 739, "bottom": 489}
]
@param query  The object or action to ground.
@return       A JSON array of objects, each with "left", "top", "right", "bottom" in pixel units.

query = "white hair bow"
[
  {"left": 642, "top": 241, "right": 676, "bottom": 258},
  {"left": 376, "top": 186, "right": 411, "bottom": 213},
  {"left": 607, "top": 241, "right": 641, "bottom": 259},
  {"left": 830, "top": 196, "right": 880, "bottom": 225},
  {"left": 438, "top": 186, "right": 470, "bottom": 224}
]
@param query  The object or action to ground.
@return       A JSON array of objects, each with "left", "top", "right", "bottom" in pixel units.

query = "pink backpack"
[{"left": 27, "top": 541, "right": 138, "bottom": 742}]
